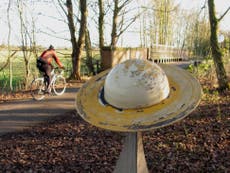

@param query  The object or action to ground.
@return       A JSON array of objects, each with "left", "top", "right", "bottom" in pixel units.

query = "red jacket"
[{"left": 40, "top": 49, "right": 63, "bottom": 67}]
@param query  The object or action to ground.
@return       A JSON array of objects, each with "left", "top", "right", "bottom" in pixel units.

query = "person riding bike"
[{"left": 37, "top": 45, "right": 64, "bottom": 93}]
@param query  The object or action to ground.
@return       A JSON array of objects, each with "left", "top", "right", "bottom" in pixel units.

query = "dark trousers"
[{"left": 37, "top": 59, "right": 52, "bottom": 88}]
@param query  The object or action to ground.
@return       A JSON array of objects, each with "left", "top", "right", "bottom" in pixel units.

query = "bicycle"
[{"left": 30, "top": 67, "right": 67, "bottom": 100}]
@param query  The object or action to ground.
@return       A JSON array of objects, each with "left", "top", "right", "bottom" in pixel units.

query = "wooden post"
[{"left": 114, "top": 132, "right": 149, "bottom": 173}]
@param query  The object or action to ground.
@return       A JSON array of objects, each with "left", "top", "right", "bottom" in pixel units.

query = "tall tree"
[
  {"left": 98, "top": 0, "right": 105, "bottom": 63},
  {"left": 152, "top": 0, "right": 176, "bottom": 45},
  {"left": 85, "top": 28, "right": 95, "bottom": 75},
  {"left": 59, "top": 0, "right": 87, "bottom": 80},
  {"left": 208, "top": 0, "right": 230, "bottom": 91},
  {"left": 64, "top": 0, "right": 79, "bottom": 79},
  {"left": 98, "top": 0, "right": 105, "bottom": 49},
  {"left": 7, "top": 0, "right": 13, "bottom": 90},
  {"left": 140, "top": 0, "right": 178, "bottom": 48},
  {"left": 111, "top": 0, "right": 119, "bottom": 47},
  {"left": 70, "top": 0, "right": 87, "bottom": 79},
  {"left": 17, "top": 0, "right": 33, "bottom": 89},
  {"left": 110, "top": 0, "right": 139, "bottom": 47}
]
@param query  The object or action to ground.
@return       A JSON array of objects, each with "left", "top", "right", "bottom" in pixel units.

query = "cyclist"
[{"left": 37, "top": 45, "right": 65, "bottom": 93}]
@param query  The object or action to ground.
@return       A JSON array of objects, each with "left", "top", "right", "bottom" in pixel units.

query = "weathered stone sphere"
[{"left": 104, "top": 59, "right": 170, "bottom": 109}]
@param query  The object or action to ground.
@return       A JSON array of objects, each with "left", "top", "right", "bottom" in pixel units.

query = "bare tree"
[
  {"left": 111, "top": 0, "right": 119, "bottom": 47},
  {"left": 64, "top": 0, "right": 80, "bottom": 79},
  {"left": 98, "top": 0, "right": 105, "bottom": 57},
  {"left": 7, "top": 0, "right": 13, "bottom": 90},
  {"left": 58, "top": 0, "right": 87, "bottom": 80},
  {"left": 17, "top": 0, "right": 32, "bottom": 89},
  {"left": 31, "top": 15, "right": 38, "bottom": 59},
  {"left": 110, "top": 0, "right": 140, "bottom": 47},
  {"left": 69, "top": 0, "right": 87, "bottom": 79},
  {"left": 85, "top": 28, "right": 95, "bottom": 75},
  {"left": 145, "top": 0, "right": 178, "bottom": 46},
  {"left": 208, "top": 0, "right": 230, "bottom": 91},
  {"left": 15, "top": 0, "right": 39, "bottom": 89}
]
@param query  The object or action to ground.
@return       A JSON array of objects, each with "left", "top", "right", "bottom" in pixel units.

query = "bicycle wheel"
[
  {"left": 52, "top": 75, "right": 66, "bottom": 95},
  {"left": 30, "top": 78, "right": 46, "bottom": 100}
]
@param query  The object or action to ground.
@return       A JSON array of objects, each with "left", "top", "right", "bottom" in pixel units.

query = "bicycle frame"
[
  {"left": 47, "top": 68, "right": 64, "bottom": 89},
  {"left": 31, "top": 67, "right": 66, "bottom": 100}
]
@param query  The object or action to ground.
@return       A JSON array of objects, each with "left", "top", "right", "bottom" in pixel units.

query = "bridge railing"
[{"left": 101, "top": 46, "right": 189, "bottom": 70}]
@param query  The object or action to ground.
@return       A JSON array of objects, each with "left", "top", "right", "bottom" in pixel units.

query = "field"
[{"left": 0, "top": 48, "right": 100, "bottom": 92}]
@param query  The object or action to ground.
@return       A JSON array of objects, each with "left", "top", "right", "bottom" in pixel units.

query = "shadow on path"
[{"left": 0, "top": 87, "right": 80, "bottom": 135}]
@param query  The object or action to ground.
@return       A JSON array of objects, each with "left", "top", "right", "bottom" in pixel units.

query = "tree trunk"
[
  {"left": 111, "top": 0, "right": 119, "bottom": 47},
  {"left": 208, "top": 0, "right": 229, "bottom": 91},
  {"left": 17, "top": 0, "right": 30, "bottom": 89},
  {"left": 69, "top": 0, "right": 87, "bottom": 80},
  {"left": 7, "top": 0, "right": 13, "bottom": 91},
  {"left": 85, "top": 28, "right": 95, "bottom": 75},
  {"left": 98, "top": 0, "right": 105, "bottom": 49},
  {"left": 66, "top": 0, "right": 81, "bottom": 80},
  {"left": 98, "top": 0, "right": 105, "bottom": 70}
]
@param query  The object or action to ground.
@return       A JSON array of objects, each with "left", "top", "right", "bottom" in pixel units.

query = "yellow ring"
[{"left": 76, "top": 64, "right": 202, "bottom": 132}]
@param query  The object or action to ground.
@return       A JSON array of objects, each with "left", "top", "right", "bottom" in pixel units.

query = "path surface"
[
  {"left": 0, "top": 86, "right": 81, "bottom": 135},
  {"left": 0, "top": 62, "right": 191, "bottom": 136}
]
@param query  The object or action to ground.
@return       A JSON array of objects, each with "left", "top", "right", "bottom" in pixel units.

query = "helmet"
[{"left": 49, "top": 45, "right": 54, "bottom": 50}]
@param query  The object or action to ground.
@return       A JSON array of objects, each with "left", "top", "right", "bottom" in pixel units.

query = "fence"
[{"left": 101, "top": 46, "right": 189, "bottom": 70}]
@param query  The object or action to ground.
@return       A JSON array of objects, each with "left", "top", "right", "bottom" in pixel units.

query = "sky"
[{"left": 0, "top": 0, "right": 229, "bottom": 48}]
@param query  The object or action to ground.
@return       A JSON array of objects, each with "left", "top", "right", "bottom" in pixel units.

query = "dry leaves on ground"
[{"left": 0, "top": 86, "right": 229, "bottom": 173}]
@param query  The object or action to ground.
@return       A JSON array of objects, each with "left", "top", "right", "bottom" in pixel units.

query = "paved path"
[{"left": 0, "top": 86, "right": 81, "bottom": 135}]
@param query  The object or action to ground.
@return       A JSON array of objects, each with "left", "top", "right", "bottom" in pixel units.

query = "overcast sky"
[{"left": 0, "top": 0, "right": 229, "bottom": 48}]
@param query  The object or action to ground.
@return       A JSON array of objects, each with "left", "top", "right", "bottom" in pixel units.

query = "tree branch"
[
  {"left": 39, "top": 30, "right": 70, "bottom": 41},
  {"left": 141, "top": 5, "right": 179, "bottom": 13},
  {"left": 119, "top": 0, "right": 131, "bottom": 11},
  {"left": 0, "top": 51, "right": 17, "bottom": 72},
  {"left": 218, "top": 6, "right": 230, "bottom": 21},
  {"left": 117, "top": 13, "right": 140, "bottom": 38},
  {"left": 39, "top": 13, "right": 67, "bottom": 24},
  {"left": 57, "top": 0, "right": 68, "bottom": 17}
]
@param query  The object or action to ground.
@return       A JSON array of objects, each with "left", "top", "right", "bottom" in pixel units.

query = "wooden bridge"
[{"left": 101, "top": 45, "right": 189, "bottom": 70}]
